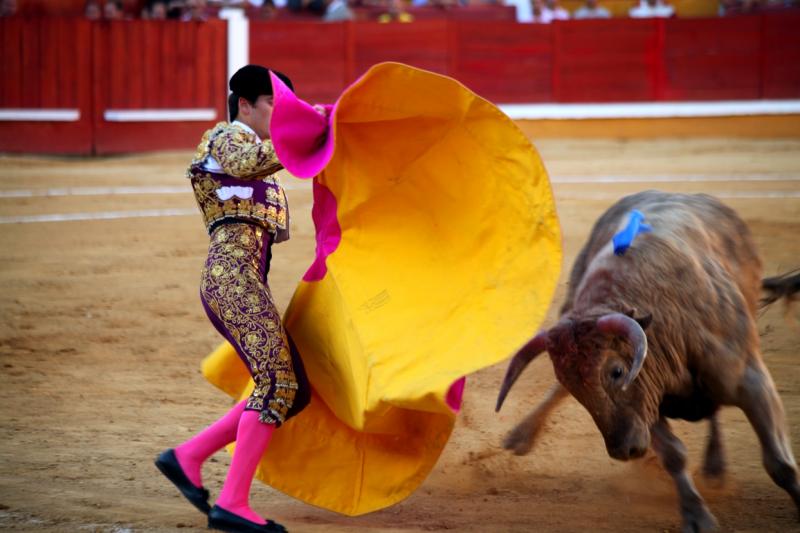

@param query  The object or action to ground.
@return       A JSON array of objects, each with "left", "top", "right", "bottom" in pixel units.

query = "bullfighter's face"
[
  {"left": 548, "top": 320, "right": 651, "bottom": 461},
  {"left": 238, "top": 94, "right": 274, "bottom": 141}
]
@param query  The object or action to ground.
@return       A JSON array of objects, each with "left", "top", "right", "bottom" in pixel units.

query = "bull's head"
[{"left": 496, "top": 311, "right": 653, "bottom": 461}]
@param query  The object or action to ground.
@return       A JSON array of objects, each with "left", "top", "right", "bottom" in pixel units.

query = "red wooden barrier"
[
  {"left": 0, "top": 18, "right": 93, "bottom": 154},
  {"left": 352, "top": 21, "right": 452, "bottom": 80},
  {"left": 553, "top": 19, "right": 659, "bottom": 102},
  {"left": 256, "top": 18, "right": 775, "bottom": 106},
  {"left": 662, "top": 17, "right": 761, "bottom": 100},
  {"left": 250, "top": 20, "right": 454, "bottom": 104},
  {"left": 250, "top": 21, "right": 349, "bottom": 104},
  {"left": 453, "top": 22, "right": 553, "bottom": 103},
  {"left": 92, "top": 20, "right": 227, "bottom": 154},
  {"left": 2, "top": 15, "right": 799, "bottom": 155},
  {"left": 761, "top": 11, "right": 800, "bottom": 99}
]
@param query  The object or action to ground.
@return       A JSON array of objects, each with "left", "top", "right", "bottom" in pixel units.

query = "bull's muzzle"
[{"left": 605, "top": 418, "right": 650, "bottom": 461}]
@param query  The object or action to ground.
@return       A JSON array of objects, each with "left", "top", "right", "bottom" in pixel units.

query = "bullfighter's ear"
[{"left": 635, "top": 313, "right": 653, "bottom": 330}]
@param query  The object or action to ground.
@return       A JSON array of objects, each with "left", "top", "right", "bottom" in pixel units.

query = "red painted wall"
[
  {"left": 662, "top": 17, "right": 762, "bottom": 100},
  {"left": 249, "top": 22, "right": 349, "bottom": 104},
  {"left": 453, "top": 22, "right": 554, "bottom": 103},
  {"left": 553, "top": 19, "right": 660, "bottom": 102},
  {"left": 761, "top": 11, "right": 800, "bottom": 99},
  {"left": 92, "top": 20, "right": 227, "bottom": 154},
  {"left": 0, "top": 18, "right": 225, "bottom": 155},
  {"left": 250, "top": 14, "right": 800, "bottom": 106},
  {"left": 0, "top": 18, "right": 93, "bottom": 154},
  {"left": 1, "top": 14, "right": 798, "bottom": 155}
]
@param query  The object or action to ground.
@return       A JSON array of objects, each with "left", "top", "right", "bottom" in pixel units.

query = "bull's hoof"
[
  {"left": 502, "top": 424, "right": 536, "bottom": 456},
  {"left": 701, "top": 461, "right": 726, "bottom": 481},
  {"left": 701, "top": 459, "right": 726, "bottom": 490},
  {"left": 680, "top": 502, "right": 718, "bottom": 533},
  {"left": 792, "top": 491, "right": 800, "bottom": 521},
  {"left": 702, "top": 450, "right": 726, "bottom": 481}
]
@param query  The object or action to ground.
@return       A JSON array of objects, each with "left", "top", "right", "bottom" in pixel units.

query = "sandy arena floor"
[{"left": 0, "top": 138, "right": 799, "bottom": 532}]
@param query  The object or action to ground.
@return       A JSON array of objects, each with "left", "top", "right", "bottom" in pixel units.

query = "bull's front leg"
[
  {"left": 503, "top": 382, "right": 568, "bottom": 455},
  {"left": 702, "top": 411, "right": 726, "bottom": 480},
  {"left": 737, "top": 361, "right": 800, "bottom": 516},
  {"left": 651, "top": 418, "right": 718, "bottom": 533}
]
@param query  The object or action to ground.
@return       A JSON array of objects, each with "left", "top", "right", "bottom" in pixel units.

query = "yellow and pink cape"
[{"left": 200, "top": 62, "right": 562, "bottom": 516}]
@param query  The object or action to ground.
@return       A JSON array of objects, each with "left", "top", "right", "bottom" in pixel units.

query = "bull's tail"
[{"left": 761, "top": 269, "right": 800, "bottom": 310}]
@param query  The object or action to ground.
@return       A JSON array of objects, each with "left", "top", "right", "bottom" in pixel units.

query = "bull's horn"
[
  {"left": 596, "top": 313, "right": 648, "bottom": 390},
  {"left": 495, "top": 331, "right": 549, "bottom": 412}
]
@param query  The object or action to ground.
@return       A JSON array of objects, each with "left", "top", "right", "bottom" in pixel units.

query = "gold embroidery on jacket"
[{"left": 187, "top": 122, "right": 290, "bottom": 237}]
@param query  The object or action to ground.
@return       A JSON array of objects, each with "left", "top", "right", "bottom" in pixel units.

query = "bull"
[{"left": 496, "top": 190, "right": 800, "bottom": 531}]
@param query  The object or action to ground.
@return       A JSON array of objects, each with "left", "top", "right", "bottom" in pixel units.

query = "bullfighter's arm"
[{"left": 211, "top": 127, "right": 284, "bottom": 179}]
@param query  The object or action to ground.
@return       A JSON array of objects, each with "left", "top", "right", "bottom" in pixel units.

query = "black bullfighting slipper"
[
  {"left": 154, "top": 448, "right": 212, "bottom": 515},
  {"left": 207, "top": 505, "right": 288, "bottom": 533}
]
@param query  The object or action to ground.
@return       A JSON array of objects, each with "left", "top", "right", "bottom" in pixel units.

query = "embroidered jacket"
[{"left": 187, "top": 121, "right": 290, "bottom": 242}]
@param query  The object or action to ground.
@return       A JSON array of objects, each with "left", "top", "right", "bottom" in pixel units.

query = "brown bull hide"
[{"left": 497, "top": 190, "right": 800, "bottom": 532}]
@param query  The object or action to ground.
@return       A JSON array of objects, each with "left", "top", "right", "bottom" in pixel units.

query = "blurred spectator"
[
  {"left": 717, "top": 0, "right": 778, "bottom": 14},
  {"left": 506, "top": 0, "right": 532, "bottom": 21},
  {"left": 629, "top": 0, "right": 674, "bottom": 17},
  {"left": 182, "top": 0, "right": 210, "bottom": 19},
  {"left": 0, "top": 0, "right": 17, "bottom": 17},
  {"left": 166, "top": 0, "right": 184, "bottom": 18},
  {"left": 324, "top": 0, "right": 355, "bottom": 20},
  {"left": 211, "top": 0, "right": 276, "bottom": 10},
  {"left": 718, "top": 0, "right": 737, "bottom": 13},
  {"left": 378, "top": 0, "right": 414, "bottom": 21},
  {"left": 531, "top": 0, "right": 554, "bottom": 22},
  {"left": 546, "top": 0, "right": 569, "bottom": 18},
  {"left": 411, "top": 0, "right": 459, "bottom": 6},
  {"left": 251, "top": 0, "right": 277, "bottom": 18},
  {"left": 104, "top": 0, "right": 125, "bottom": 18},
  {"left": 287, "top": 0, "right": 327, "bottom": 14},
  {"left": 573, "top": 0, "right": 610, "bottom": 18},
  {"left": 763, "top": 0, "right": 800, "bottom": 9},
  {"left": 149, "top": 0, "right": 169, "bottom": 17},
  {"left": 85, "top": 0, "right": 102, "bottom": 18},
  {"left": 720, "top": 0, "right": 743, "bottom": 13}
]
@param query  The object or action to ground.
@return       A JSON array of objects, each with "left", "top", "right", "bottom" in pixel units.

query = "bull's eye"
[{"left": 611, "top": 366, "right": 624, "bottom": 381}]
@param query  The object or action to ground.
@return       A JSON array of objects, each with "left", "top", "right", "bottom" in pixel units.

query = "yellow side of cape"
[{"left": 202, "top": 63, "right": 562, "bottom": 516}]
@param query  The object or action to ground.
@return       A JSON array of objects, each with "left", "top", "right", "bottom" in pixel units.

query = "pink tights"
[
  {"left": 174, "top": 402, "right": 274, "bottom": 524},
  {"left": 215, "top": 410, "right": 275, "bottom": 524},
  {"left": 174, "top": 399, "right": 247, "bottom": 488}
]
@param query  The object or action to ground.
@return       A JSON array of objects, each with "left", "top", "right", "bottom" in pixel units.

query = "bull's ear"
[
  {"left": 622, "top": 308, "right": 652, "bottom": 329},
  {"left": 635, "top": 313, "right": 653, "bottom": 330}
]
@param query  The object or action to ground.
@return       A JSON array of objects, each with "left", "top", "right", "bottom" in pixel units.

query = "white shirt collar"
[{"left": 232, "top": 120, "right": 261, "bottom": 143}]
